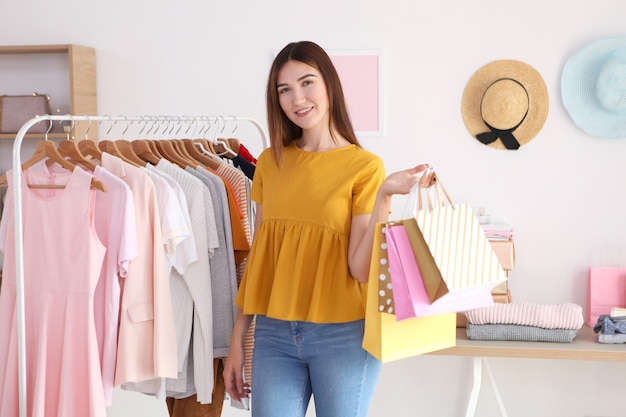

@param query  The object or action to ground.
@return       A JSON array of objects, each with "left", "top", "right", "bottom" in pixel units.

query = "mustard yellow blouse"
[{"left": 235, "top": 143, "right": 386, "bottom": 323}]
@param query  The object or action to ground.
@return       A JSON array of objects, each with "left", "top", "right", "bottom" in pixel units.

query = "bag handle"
[{"left": 402, "top": 167, "right": 455, "bottom": 218}]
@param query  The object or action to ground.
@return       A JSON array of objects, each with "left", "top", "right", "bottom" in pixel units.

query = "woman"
[{"left": 223, "top": 40, "right": 427, "bottom": 417}]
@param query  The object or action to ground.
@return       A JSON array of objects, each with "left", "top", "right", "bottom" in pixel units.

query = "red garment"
[{"left": 238, "top": 144, "right": 257, "bottom": 165}]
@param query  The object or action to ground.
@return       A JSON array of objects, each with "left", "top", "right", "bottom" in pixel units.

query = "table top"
[{"left": 429, "top": 325, "right": 626, "bottom": 362}]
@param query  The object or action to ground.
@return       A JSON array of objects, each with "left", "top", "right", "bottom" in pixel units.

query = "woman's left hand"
[{"left": 379, "top": 163, "right": 429, "bottom": 196}]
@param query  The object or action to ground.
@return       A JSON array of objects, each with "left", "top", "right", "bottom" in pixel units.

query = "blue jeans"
[{"left": 251, "top": 315, "right": 381, "bottom": 417}]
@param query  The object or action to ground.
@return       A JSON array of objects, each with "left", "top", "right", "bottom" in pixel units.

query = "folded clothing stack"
[
  {"left": 593, "top": 308, "right": 626, "bottom": 344},
  {"left": 480, "top": 221, "right": 513, "bottom": 241},
  {"left": 465, "top": 302, "right": 584, "bottom": 343}
]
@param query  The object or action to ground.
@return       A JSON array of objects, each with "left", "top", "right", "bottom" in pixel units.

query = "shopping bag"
[
  {"left": 385, "top": 222, "right": 419, "bottom": 320},
  {"left": 376, "top": 225, "right": 395, "bottom": 314},
  {"left": 587, "top": 267, "right": 626, "bottom": 326},
  {"left": 385, "top": 222, "right": 494, "bottom": 321},
  {"left": 363, "top": 223, "right": 456, "bottom": 363},
  {"left": 394, "top": 217, "right": 449, "bottom": 303},
  {"left": 404, "top": 168, "right": 507, "bottom": 304}
]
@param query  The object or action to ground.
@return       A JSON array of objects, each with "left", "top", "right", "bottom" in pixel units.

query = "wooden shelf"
[
  {"left": 429, "top": 325, "right": 626, "bottom": 362},
  {"left": 0, "top": 44, "right": 97, "bottom": 140},
  {"left": 0, "top": 45, "right": 78, "bottom": 54}
]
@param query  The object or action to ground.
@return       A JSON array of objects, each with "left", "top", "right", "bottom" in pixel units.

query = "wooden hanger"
[
  {"left": 171, "top": 140, "right": 200, "bottom": 166},
  {"left": 131, "top": 140, "right": 162, "bottom": 165},
  {"left": 0, "top": 140, "right": 106, "bottom": 191},
  {"left": 77, "top": 139, "right": 103, "bottom": 160},
  {"left": 57, "top": 140, "right": 98, "bottom": 172},
  {"left": 115, "top": 140, "right": 147, "bottom": 167},
  {"left": 154, "top": 140, "right": 195, "bottom": 169},
  {"left": 134, "top": 134, "right": 165, "bottom": 161},
  {"left": 225, "top": 137, "right": 241, "bottom": 153},
  {"left": 182, "top": 139, "right": 221, "bottom": 170},
  {"left": 195, "top": 138, "right": 217, "bottom": 154},
  {"left": 171, "top": 140, "right": 199, "bottom": 168},
  {"left": 148, "top": 140, "right": 165, "bottom": 159},
  {"left": 98, "top": 140, "right": 141, "bottom": 167},
  {"left": 213, "top": 138, "right": 237, "bottom": 159}
]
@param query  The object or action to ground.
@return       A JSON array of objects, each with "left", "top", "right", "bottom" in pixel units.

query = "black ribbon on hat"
[{"left": 476, "top": 78, "right": 529, "bottom": 150}]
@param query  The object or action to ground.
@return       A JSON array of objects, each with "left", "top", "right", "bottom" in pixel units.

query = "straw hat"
[
  {"left": 561, "top": 36, "right": 626, "bottom": 138},
  {"left": 461, "top": 59, "right": 549, "bottom": 150}
]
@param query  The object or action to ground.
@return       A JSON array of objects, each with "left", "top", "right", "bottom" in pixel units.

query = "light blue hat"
[{"left": 562, "top": 36, "right": 626, "bottom": 138}]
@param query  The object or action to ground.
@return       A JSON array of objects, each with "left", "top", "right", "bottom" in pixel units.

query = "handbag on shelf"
[
  {"left": 362, "top": 223, "right": 456, "bottom": 363},
  {"left": 0, "top": 93, "right": 52, "bottom": 133},
  {"left": 399, "top": 168, "right": 507, "bottom": 305}
]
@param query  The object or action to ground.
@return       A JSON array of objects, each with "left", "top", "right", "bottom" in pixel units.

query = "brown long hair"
[{"left": 266, "top": 41, "right": 361, "bottom": 165}]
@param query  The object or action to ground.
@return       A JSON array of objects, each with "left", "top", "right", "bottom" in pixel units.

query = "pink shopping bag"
[
  {"left": 587, "top": 267, "right": 626, "bottom": 326},
  {"left": 385, "top": 222, "right": 494, "bottom": 321}
]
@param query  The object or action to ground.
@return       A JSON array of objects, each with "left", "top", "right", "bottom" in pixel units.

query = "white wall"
[{"left": 3, "top": 1, "right": 626, "bottom": 416}]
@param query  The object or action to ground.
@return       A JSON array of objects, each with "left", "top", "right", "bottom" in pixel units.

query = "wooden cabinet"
[{"left": 0, "top": 44, "right": 97, "bottom": 140}]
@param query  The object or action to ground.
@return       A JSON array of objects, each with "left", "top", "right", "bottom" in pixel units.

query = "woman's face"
[{"left": 276, "top": 60, "right": 330, "bottom": 132}]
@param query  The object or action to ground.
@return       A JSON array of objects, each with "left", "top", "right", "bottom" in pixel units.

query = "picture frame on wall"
[{"left": 329, "top": 50, "right": 385, "bottom": 137}]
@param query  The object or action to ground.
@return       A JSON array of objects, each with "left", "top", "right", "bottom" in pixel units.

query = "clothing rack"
[{"left": 9, "top": 114, "right": 268, "bottom": 417}]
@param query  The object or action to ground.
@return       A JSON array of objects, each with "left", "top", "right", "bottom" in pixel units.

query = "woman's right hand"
[
  {"left": 223, "top": 309, "right": 254, "bottom": 402},
  {"left": 223, "top": 346, "right": 250, "bottom": 402}
]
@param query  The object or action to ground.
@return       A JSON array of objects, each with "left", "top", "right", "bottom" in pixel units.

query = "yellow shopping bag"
[{"left": 362, "top": 223, "right": 456, "bottom": 363}]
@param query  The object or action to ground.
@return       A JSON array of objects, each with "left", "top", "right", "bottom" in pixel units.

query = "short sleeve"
[
  {"left": 352, "top": 156, "right": 386, "bottom": 215},
  {"left": 250, "top": 148, "right": 273, "bottom": 205}
]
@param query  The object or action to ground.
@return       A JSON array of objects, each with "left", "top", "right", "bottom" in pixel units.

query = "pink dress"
[{"left": 0, "top": 165, "right": 107, "bottom": 417}]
